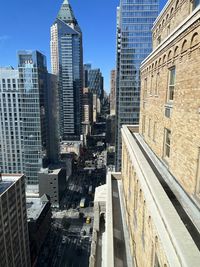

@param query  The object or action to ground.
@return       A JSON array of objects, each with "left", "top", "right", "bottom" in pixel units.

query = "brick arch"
[
  {"left": 162, "top": 19, "right": 165, "bottom": 26},
  {"left": 175, "top": 0, "right": 179, "bottom": 9},
  {"left": 163, "top": 54, "right": 166, "bottom": 63},
  {"left": 166, "top": 13, "right": 169, "bottom": 21},
  {"left": 152, "top": 63, "right": 154, "bottom": 70},
  {"left": 155, "top": 61, "right": 158, "bottom": 69},
  {"left": 168, "top": 50, "right": 172, "bottom": 60},
  {"left": 181, "top": 39, "right": 188, "bottom": 52},
  {"left": 158, "top": 57, "right": 162, "bottom": 66},
  {"left": 170, "top": 7, "right": 174, "bottom": 15},
  {"left": 190, "top": 32, "right": 199, "bottom": 47},
  {"left": 174, "top": 45, "right": 179, "bottom": 57}
]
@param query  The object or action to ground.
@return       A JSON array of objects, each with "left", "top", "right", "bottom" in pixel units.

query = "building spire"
[{"left": 57, "top": 0, "right": 77, "bottom": 25}]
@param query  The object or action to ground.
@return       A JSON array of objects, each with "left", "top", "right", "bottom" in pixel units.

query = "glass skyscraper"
[
  {"left": 18, "top": 50, "right": 49, "bottom": 184},
  {"left": 115, "top": 0, "right": 159, "bottom": 171},
  {"left": 51, "top": 0, "right": 83, "bottom": 140},
  {"left": 84, "top": 64, "right": 104, "bottom": 100}
]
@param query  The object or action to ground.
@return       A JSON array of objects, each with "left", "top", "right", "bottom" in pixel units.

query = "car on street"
[{"left": 86, "top": 217, "right": 91, "bottom": 224}]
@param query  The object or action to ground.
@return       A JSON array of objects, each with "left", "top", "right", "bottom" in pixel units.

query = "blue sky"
[{"left": 0, "top": 0, "right": 166, "bottom": 92}]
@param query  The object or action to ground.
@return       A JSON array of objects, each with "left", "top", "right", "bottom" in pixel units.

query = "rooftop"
[
  {"left": 0, "top": 174, "right": 22, "bottom": 195},
  {"left": 39, "top": 168, "right": 61, "bottom": 175},
  {"left": 26, "top": 195, "right": 49, "bottom": 221}
]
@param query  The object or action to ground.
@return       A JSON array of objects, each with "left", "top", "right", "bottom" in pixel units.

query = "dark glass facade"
[
  {"left": 18, "top": 50, "right": 48, "bottom": 184},
  {"left": 115, "top": 0, "right": 159, "bottom": 171}
]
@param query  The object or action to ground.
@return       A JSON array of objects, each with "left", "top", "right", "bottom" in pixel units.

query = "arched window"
[
  {"left": 163, "top": 54, "right": 166, "bottom": 64},
  {"left": 181, "top": 39, "right": 188, "bottom": 52},
  {"left": 168, "top": 50, "right": 172, "bottom": 60},
  {"left": 191, "top": 32, "right": 199, "bottom": 47},
  {"left": 174, "top": 46, "right": 179, "bottom": 57}
]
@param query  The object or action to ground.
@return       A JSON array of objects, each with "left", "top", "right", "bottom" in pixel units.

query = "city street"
[{"left": 37, "top": 148, "right": 106, "bottom": 267}]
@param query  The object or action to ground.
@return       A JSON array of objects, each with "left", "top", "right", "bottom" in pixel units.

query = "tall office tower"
[
  {"left": 115, "top": 0, "right": 159, "bottom": 171},
  {"left": 51, "top": 0, "right": 83, "bottom": 140},
  {"left": 0, "top": 67, "right": 23, "bottom": 174},
  {"left": 88, "top": 68, "right": 104, "bottom": 100},
  {"left": 0, "top": 174, "right": 31, "bottom": 267},
  {"left": 46, "top": 74, "right": 60, "bottom": 164},
  {"left": 84, "top": 64, "right": 104, "bottom": 100},
  {"left": 18, "top": 50, "right": 49, "bottom": 185},
  {"left": 83, "top": 63, "right": 92, "bottom": 87},
  {"left": 110, "top": 69, "right": 116, "bottom": 116}
]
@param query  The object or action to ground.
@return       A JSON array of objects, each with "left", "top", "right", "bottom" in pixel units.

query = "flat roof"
[
  {"left": 26, "top": 197, "right": 47, "bottom": 221},
  {"left": 0, "top": 174, "right": 22, "bottom": 195},
  {"left": 39, "top": 168, "right": 61, "bottom": 175}
]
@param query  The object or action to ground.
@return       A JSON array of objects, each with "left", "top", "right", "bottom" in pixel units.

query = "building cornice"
[{"left": 141, "top": 5, "right": 200, "bottom": 68}]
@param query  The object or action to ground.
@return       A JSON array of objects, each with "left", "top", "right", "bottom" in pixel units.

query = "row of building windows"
[
  {"left": 143, "top": 66, "right": 176, "bottom": 103},
  {"left": 142, "top": 116, "right": 171, "bottom": 160}
]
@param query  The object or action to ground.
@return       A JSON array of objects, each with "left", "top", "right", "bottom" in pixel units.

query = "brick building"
[{"left": 120, "top": 1, "right": 200, "bottom": 266}]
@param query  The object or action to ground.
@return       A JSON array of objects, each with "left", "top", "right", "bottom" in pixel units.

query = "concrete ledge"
[
  {"left": 122, "top": 125, "right": 200, "bottom": 267},
  {"left": 105, "top": 172, "right": 114, "bottom": 267}
]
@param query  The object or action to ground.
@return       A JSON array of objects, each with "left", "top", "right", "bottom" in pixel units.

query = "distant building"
[
  {"left": 26, "top": 194, "right": 51, "bottom": 265},
  {"left": 84, "top": 64, "right": 104, "bottom": 101},
  {"left": 110, "top": 69, "right": 116, "bottom": 116},
  {"left": 38, "top": 168, "right": 67, "bottom": 208},
  {"left": 46, "top": 74, "right": 60, "bottom": 164},
  {"left": 106, "top": 115, "right": 115, "bottom": 146},
  {"left": 115, "top": 0, "right": 159, "bottom": 171},
  {"left": 0, "top": 174, "right": 31, "bottom": 267},
  {"left": 0, "top": 51, "right": 59, "bottom": 186},
  {"left": 51, "top": 0, "right": 83, "bottom": 140},
  {"left": 83, "top": 63, "right": 91, "bottom": 88},
  {"left": 92, "top": 93, "right": 97, "bottom": 123},
  {"left": 60, "top": 140, "right": 82, "bottom": 158},
  {"left": 82, "top": 87, "right": 93, "bottom": 137},
  {"left": 0, "top": 67, "right": 23, "bottom": 174},
  {"left": 18, "top": 50, "right": 49, "bottom": 185}
]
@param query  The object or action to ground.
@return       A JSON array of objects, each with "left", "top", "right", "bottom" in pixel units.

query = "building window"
[
  {"left": 164, "top": 128, "right": 171, "bottom": 158},
  {"left": 148, "top": 118, "right": 151, "bottom": 137},
  {"left": 168, "top": 67, "right": 176, "bottom": 102},
  {"left": 157, "top": 36, "right": 161, "bottom": 45},
  {"left": 167, "top": 24, "right": 170, "bottom": 35}
]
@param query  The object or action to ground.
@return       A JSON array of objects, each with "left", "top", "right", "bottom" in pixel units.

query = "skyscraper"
[
  {"left": 0, "top": 67, "right": 23, "bottom": 174},
  {"left": 51, "top": 0, "right": 83, "bottom": 140},
  {"left": 0, "top": 174, "right": 31, "bottom": 267},
  {"left": 110, "top": 69, "right": 116, "bottom": 116},
  {"left": 0, "top": 51, "right": 59, "bottom": 186},
  {"left": 18, "top": 51, "right": 49, "bottom": 185},
  {"left": 115, "top": 0, "right": 159, "bottom": 171},
  {"left": 84, "top": 64, "right": 104, "bottom": 100}
]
